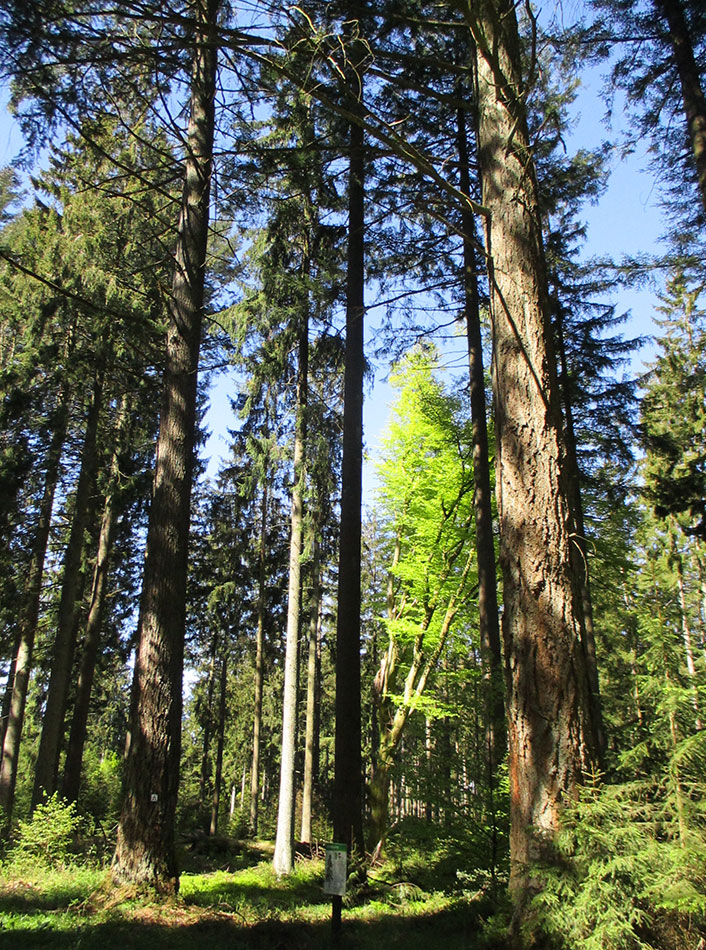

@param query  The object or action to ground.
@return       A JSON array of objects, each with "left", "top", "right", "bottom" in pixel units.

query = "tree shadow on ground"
[
  {"left": 0, "top": 901, "right": 506, "bottom": 950},
  {"left": 182, "top": 871, "right": 329, "bottom": 914}
]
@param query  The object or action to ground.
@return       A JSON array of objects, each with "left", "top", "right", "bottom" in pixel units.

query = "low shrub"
[{"left": 6, "top": 794, "right": 83, "bottom": 870}]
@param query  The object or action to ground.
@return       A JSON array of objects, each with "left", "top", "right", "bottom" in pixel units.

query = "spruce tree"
[
  {"left": 641, "top": 273, "right": 706, "bottom": 538},
  {"left": 113, "top": 0, "right": 220, "bottom": 892}
]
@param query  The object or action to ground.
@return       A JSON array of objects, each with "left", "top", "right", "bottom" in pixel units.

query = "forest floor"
[{"left": 0, "top": 828, "right": 509, "bottom": 950}]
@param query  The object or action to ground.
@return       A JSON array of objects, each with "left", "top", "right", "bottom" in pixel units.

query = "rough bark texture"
[
  {"left": 655, "top": 0, "right": 706, "bottom": 213},
  {"left": 33, "top": 366, "right": 104, "bottom": 809},
  {"left": 113, "top": 0, "right": 218, "bottom": 893},
  {"left": 273, "top": 320, "right": 308, "bottom": 876},
  {"left": 467, "top": 0, "right": 599, "bottom": 917},
  {"left": 334, "top": 100, "right": 366, "bottom": 857},
  {"left": 0, "top": 388, "right": 68, "bottom": 825}
]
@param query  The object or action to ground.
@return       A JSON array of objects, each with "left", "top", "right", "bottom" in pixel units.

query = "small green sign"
[{"left": 323, "top": 842, "right": 347, "bottom": 896}]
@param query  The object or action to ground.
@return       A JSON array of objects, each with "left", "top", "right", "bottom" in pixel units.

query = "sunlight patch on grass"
[
  {"left": 179, "top": 857, "right": 329, "bottom": 923},
  {"left": 0, "top": 850, "right": 497, "bottom": 950}
]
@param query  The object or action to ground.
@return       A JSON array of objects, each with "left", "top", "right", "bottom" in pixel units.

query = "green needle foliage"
[{"left": 641, "top": 273, "right": 706, "bottom": 538}]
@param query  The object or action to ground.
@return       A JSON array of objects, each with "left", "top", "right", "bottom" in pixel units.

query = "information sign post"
[{"left": 323, "top": 843, "right": 347, "bottom": 944}]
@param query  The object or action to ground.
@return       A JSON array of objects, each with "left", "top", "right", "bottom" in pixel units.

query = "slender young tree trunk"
[
  {"left": 654, "top": 0, "right": 706, "bottom": 212},
  {"left": 300, "top": 530, "right": 321, "bottom": 845},
  {"left": 209, "top": 650, "right": 228, "bottom": 837},
  {"left": 273, "top": 316, "right": 309, "bottom": 876},
  {"left": 249, "top": 480, "right": 268, "bottom": 837},
  {"left": 33, "top": 365, "right": 104, "bottom": 809},
  {"left": 334, "top": 97, "right": 366, "bottom": 858},
  {"left": 113, "top": 0, "right": 219, "bottom": 893},
  {"left": 467, "top": 0, "right": 599, "bottom": 919},
  {"left": 198, "top": 631, "right": 219, "bottom": 814},
  {"left": 61, "top": 396, "right": 130, "bottom": 805},
  {"left": 0, "top": 387, "right": 69, "bottom": 826}
]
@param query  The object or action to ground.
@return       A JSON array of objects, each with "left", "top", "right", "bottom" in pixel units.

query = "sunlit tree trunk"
[
  {"left": 466, "top": 0, "right": 600, "bottom": 920},
  {"left": 113, "top": 0, "right": 218, "bottom": 893},
  {"left": 249, "top": 480, "right": 268, "bottom": 836},
  {"left": 300, "top": 530, "right": 321, "bottom": 845},
  {"left": 273, "top": 316, "right": 308, "bottom": 876}
]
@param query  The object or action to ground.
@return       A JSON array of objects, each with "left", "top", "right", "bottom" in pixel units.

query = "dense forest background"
[{"left": 0, "top": 1, "right": 705, "bottom": 948}]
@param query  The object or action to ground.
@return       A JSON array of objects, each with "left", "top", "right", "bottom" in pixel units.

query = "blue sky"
[{"left": 0, "top": 45, "right": 668, "bottom": 490}]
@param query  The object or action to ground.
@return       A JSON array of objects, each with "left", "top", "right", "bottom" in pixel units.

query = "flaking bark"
[{"left": 466, "top": 0, "right": 600, "bottom": 919}]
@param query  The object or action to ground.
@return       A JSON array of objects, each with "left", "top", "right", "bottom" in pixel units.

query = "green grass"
[{"left": 0, "top": 836, "right": 509, "bottom": 950}]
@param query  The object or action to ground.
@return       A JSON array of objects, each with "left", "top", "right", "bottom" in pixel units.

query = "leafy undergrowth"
[{"left": 0, "top": 835, "right": 509, "bottom": 950}]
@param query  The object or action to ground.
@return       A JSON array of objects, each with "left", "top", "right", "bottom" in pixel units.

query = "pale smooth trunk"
[
  {"left": 249, "top": 481, "right": 268, "bottom": 836},
  {"left": 273, "top": 320, "right": 308, "bottom": 876},
  {"left": 300, "top": 532, "right": 321, "bottom": 844}
]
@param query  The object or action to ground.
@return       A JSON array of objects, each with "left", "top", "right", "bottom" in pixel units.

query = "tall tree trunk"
[
  {"left": 33, "top": 366, "right": 104, "bottom": 809},
  {"left": 209, "top": 650, "right": 228, "bottom": 837},
  {"left": 0, "top": 387, "right": 69, "bottom": 827},
  {"left": 61, "top": 397, "right": 129, "bottom": 805},
  {"left": 249, "top": 479, "right": 268, "bottom": 837},
  {"left": 113, "top": 0, "right": 218, "bottom": 893},
  {"left": 654, "top": 0, "right": 706, "bottom": 212},
  {"left": 0, "top": 649, "right": 18, "bottom": 754},
  {"left": 457, "top": 101, "right": 505, "bottom": 873},
  {"left": 300, "top": 530, "right": 321, "bottom": 845},
  {"left": 334, "top": 94, "right": 366, "bottom": 859},
  {"left": 466, "top": 0, "right": 600, "bottom": 919},
  {"left": 273, "top": 315, "right": 309, "bottom": 876},
  {"left": 198, "top": 630, "right": 219, "bottom": 815},
  {"left": 555, "top": 311, "right": 606, "bottom": 757}
]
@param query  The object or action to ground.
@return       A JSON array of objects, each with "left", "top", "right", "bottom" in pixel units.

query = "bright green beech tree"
[{"left": 369, "top": 346, "right": 477, "bottom": 853}]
